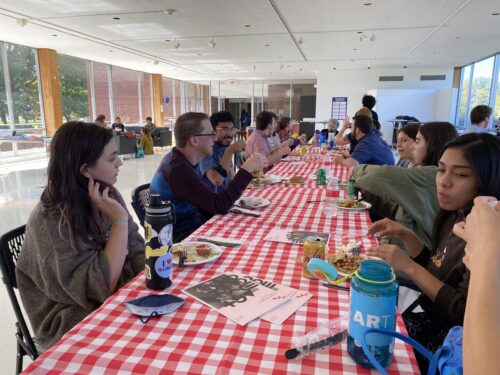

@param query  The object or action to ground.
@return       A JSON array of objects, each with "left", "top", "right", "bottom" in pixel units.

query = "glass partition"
[{"left": 112, "top": 66, "right": 140, "bottom": 125}]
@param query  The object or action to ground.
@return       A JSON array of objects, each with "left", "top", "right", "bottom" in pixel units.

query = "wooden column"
[
  {"left": 152, "top": 74, "right": 163, "bottom": 126},
  {"left": 38, "top": 49, "right": 62, "bottom": 136}
]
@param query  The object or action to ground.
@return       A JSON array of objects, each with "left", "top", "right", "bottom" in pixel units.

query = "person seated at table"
[
  {"left": 464, "top": 104, "right": 492, "bottom": 134},
  {"left": 277, "top": 116, "right": 305, "bottom": 150},
  {"left": 245, "top": 111, "right": 291, "bottom": 166},
  {"left": 332, "top": 114, "right": 394, "bottom": 167},
  {"left": 139, "top": 126, "right": 154, "bottom": 155},
  {"left": 367, "top": 133, "right": 500, "bottom": 373},
  {"left": 395, "top": 124, "right": 420, "bottom": 168},
  {"left": 15, "top": 122, "right": 145, "bottom": 350},
  {"left": 352, "top": 122, "right": 457, "bottom": 249},
  {"left": 320, "top": 118, "right": 339, "bottom": 138},
  {"left": 199, "top": 111, "right": 245, "bottom": 192},
  {"left": 111, "top": 116, "right": 125, "bottom": 132},
  {"left": 334, "top": 107, "right": 374, "bottom": 153},
  {"left": 266, "top": 112, "right": 282, "bottom": 152},
  {"left": 453, "top": 196, "right": 500, "bottom": 374},
  {"left": 150, "top": 112, "right": 268, "bottom": 242}
]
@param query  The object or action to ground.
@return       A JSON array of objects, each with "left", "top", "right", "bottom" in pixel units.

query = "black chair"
[
  {"left": 0, "top": 225, "right": 39, "bottom": 374},
  {"left": 131, "top": 183, "right": 151, "bottom": 229}
]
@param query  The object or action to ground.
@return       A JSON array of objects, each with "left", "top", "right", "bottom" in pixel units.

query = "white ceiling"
[{"left": 0, "top": 0, "right": 498, "bottom": 82}]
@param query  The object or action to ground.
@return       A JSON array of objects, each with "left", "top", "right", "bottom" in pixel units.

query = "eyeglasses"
[
  {"left": 193, "top": 132, "right": 216, "bottom": 138},
  {"left": 216, "top": 127, "right": 237, "bottom": 134}
]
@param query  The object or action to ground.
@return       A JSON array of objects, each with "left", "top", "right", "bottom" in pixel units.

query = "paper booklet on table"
[
  {"left": 183, "top": 272, "right": 312, "bottom": 326},
  {"left": 264, "top": 228, "right": 330, "bottom": 246}
]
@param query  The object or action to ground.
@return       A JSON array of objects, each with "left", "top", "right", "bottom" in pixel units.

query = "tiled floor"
[{"left": 0, "top": 151, "right": 167, "bottom": 373}]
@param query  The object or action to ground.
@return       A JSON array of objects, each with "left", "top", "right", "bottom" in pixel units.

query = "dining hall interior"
[{"left": 0, "top": 0, "right": 499, "bottom": 374}]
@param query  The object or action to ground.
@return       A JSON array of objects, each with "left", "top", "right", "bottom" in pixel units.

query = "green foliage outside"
[{"left": 58, "top": 55, "right": 89, "bottom": 122}]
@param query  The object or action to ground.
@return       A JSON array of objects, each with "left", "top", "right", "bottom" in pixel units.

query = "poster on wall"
[{"left": 331, "top": 97, "right": 348, "bottom": 120}]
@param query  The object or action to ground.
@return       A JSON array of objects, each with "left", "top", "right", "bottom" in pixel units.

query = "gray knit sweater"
[{"left": 16, "top": 194, "right": 145, "bottom": 349}]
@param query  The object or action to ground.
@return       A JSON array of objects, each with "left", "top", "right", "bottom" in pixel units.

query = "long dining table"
[{"left": 23, "top": 149, "right": 419, "bottom": 374}]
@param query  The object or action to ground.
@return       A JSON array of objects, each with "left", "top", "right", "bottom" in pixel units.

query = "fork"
[{"left": 179, "top": 250, "right": 188, "bottom": 267}]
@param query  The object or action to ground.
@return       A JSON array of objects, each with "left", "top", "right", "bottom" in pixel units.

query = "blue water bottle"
[{"left": 347, "top": 260, "right": 398, "bottom": 368}]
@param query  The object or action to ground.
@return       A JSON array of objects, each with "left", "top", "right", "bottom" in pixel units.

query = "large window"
[
  {"left": 112, "top": 66, "right": 140, "bottom": 125},
  {"left": 92, "top": 62, "right": 111, "bottom": 125},
  {"left": 58, "top": 54, "right": 91, "bottom": 122},
  {"left": 456, "top": 53, "right": 500, "bottom": 129}
]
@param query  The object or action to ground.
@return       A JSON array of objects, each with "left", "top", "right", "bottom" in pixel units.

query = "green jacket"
[{"left": 352, "top": 164, "right": 439, "bottom": 249}]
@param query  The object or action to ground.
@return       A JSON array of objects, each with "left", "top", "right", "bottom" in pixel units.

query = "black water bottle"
[{"left": 144, "top": 194, "right": 175, "bottom": 290}]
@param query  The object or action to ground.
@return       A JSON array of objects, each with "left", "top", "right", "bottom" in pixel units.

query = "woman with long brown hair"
[{"left": 16, "top": 121, "right": 144, "bottom": 350}]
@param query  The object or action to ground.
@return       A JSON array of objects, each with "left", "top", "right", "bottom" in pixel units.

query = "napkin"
[{"left": 229, "top": 206, "right": 261, "bottom": 217}]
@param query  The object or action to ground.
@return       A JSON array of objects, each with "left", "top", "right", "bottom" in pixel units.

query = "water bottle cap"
[{"left": 146, "top": 194, "right": 173, "bottom": 214}]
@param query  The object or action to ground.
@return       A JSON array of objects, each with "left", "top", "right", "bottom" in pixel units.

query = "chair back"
[
  {"left": 0, "top": 225, "right": 39, "bottom": 363},
  {"left": 131, "top": 183, "right": 151, "bottom": 227}
]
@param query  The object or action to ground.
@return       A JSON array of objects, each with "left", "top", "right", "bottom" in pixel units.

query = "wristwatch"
[{"left": 214, "top": 164, "right": 228, "bottom": 178}]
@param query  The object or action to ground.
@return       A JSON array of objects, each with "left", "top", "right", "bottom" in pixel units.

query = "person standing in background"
[
  {"left": 111, "top": 117, "right": 125, "bottom": 132},
  {"left": 362, "top": 94, "right": 381, "bottom": 130},
  {"left": 145, "top": 116, "right": 157, "bottom": 134}
]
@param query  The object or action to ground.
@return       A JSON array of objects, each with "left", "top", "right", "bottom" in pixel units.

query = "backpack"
[{"left": 361, "top": 326, "right": 463, "bottom": 375}]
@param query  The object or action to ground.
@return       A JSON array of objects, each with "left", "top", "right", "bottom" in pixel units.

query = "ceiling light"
[
  {"left": 403, "top": 65, "right": 407, "bottom": 69},
  {"left": 264, "top": 44, "right": 270, "bottom": 47},
  {"left": 491, "top": 12, "right": 499, "bottom": 16},
  {"left": 113, "top": 17, "right": 120, "bottom": 20},
  {"left": 164, "top": 9, "right": 176, "bottom": 15},
  {"left": 16, "top": 18, "right": 27, "bottom": 27},
  {"left": 197, "top": 53, "right": 203, "bottom": 56},
  {"left": 153, "top": 58, "right": 159, "bottom": 65},
  {"left": 244, "top": 24, "right": 251, "bottom": 27},
  {"left": 353, "top": 48, "right": 358, "bottom": 51},
  {"left": 363, "top": 2, "right": 373, "bottom": 6},
  {"left": 368, "top": 62, "right": 372, "bottom": 69},
  {"left": 369, "top": 33, "right": 376, "bottom": 42},
  {"left": 357, "top": 31, "right": 363, "bottom": 34},
  {"left": 52, "top": 34, "right": 58, "bottom": 37},
  {"left": 173, "top": 42, "right": 180, "bottom": 49},
  {"left": 208, "top": 39, "right": 216, "bottom": 48}
]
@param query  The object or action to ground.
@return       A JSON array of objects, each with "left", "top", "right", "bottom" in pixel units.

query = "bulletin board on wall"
[{"left": 331, "top": 97, "right": 348, "bottom": 120}]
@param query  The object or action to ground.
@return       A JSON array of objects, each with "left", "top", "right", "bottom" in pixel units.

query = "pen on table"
[
  {"left": 322, "top": 283, "right": 350, "bottom": 292},
  {"left": 285, "top": 330, "right": 348, "bottom": 359},
  {"left": 307, "top": 200, "right": 324, "bottom": 204}
]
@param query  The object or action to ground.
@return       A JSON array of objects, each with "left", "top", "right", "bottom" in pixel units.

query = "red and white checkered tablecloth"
[{"left": 24, "top": 161, "right": 419, "bottom": 374}]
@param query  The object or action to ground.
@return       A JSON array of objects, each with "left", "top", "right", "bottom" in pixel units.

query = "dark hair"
[
  {"left": 362, "top": 95, "right": 376, "bottom": 109},
  {"left": 277, "top": 116, "right": 291, "bottom": 132},
  {"left": 432, "top": 133, "right": 500, "bottom": 250},
  {"left": 210, "top": 111, "right": 235, "bottom": 129},
  {"left": 41, "top": 121, "right": 115, "bottom": 251},
  {"left": 418, "top": 122, "right": 458, "bottom": 166},
  {"left": 398, "top": 124, "right": 420, "bottom": 140},
  {"left": 255, "top": 111, "right": 277, "bottom": 131},
  {"left": 95, "top": 114, "right": 105, "bottom": 122},
  {"left": 470, "top": 105, "right": 492, "bottom": 124},
  {"left": 353, "top": 115, "right": 373, "bottom": 134},
  {"left": 146, "top": 116, "right": 152, "bottom": 121},
  {"left": 174, "top": 112, "right": 209, "bottom": 147}
]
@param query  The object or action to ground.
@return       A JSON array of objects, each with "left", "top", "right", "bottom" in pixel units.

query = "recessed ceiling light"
[
  {"left": 265, "top": 44, "right": 270, "bottom": 47},
  {"left": 456, "top": 36, "right": 462, "bottom": 39},
  {"left": 113, "top": 17, "right": 120, "bottom": 20},
  {"left": 491, "top": 12, "right": 499, "bottom": 16},
  {"left": 244, "top": 24, "right": 251, "bottom": 27},
  {"left": 197, "top": 53, "right": 203, "bottom": 56},
  {"left": 363, "top": 2, "right": 373, "bottom": 6},
  {"left": 52, "top": 34, "right": 58, "bottom": 37},
  {"left": 164, "top": 9, "right": 176, "bottom": 15},
  {"left": 333, "top": 67, "right": 336, "bottom": 70},
  {"left": 109, "top": 50, "right": 113, "bottom": 53},
  {"left": 353, "top": 48, "right": 358, "bottom": 51},
  {"left": 357, "top": 31, "right": 363, "bottom": 34},
  {"left": 165, "top": 39, "right": 171, "bottom": 42},
  {"left": 403, "top": 65, "right": 408, "bottom": 69},
  {"left": 16, "top": 18, "right": 28, "bottom": 27},
  {"left": 208, "top": 40, "right": 216, "bottom": 48}
]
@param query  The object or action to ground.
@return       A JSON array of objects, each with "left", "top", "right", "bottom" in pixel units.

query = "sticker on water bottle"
[
  {"left": 155, "top": 251, "right": 173, "bottom": 279},
  {"left": 159, "top": 224, "right": 173, "bottom": 246},
  {"left": 349, "top": 288, "right": 397, "bottom": 346}
]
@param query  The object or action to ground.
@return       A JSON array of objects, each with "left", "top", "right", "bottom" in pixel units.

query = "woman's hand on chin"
[{"left": 88, "top": 176, "right": 128, "bottom": 222}]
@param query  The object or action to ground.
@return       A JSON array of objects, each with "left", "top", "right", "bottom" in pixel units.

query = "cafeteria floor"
[{"left": 0, "top": 151, "right": 167, "bottom": 373}]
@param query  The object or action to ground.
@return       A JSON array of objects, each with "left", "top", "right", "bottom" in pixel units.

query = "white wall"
[{"left": 315, "top": 67, "right": 454, "bottom": 123}]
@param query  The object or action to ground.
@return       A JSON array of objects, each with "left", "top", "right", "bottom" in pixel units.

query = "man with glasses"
[
  {"left": 150, "top": 112, "right": 268, "bottom": 241},
  {"left": 199, "top": 111, "right": 244, "bottom": 192}
]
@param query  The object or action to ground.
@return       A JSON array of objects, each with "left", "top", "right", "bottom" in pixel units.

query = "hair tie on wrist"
[{"left": 111, "top": 218, "right": 128, "bottom": 227}]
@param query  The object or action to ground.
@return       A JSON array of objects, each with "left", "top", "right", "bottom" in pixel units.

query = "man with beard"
[{"left": 199, "top": 111, "right": 245, "bottom": 192}]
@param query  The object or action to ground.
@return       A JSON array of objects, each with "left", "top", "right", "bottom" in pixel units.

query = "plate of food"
[
  {"left": 289, "top": 175, "right": 305, "bottom": 184},
  {"left": 250, "top": 175, "right": 281, "bottom": 187},
  {"left": 328, "top": 252, "right": 366, "bottom": 276},
  {"left": 235, "top": 196, "right": 270, "bottom": 209},
  {"left": 333, "top": 199, "right": 372, "bottom": 211},
  {"left": 172, "top": 242, "right": 223, "bottom": 265}
]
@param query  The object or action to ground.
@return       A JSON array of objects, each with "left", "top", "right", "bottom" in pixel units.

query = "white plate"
[
  {"left": 172, "top": 242, "right": 223, "bottom": 266},
  {"left": 235, "top": 196, "right": 270, "bottom": 209},
  {"left": 261, "top": 175, "right": 281, "bottom": 184},
  {"left": 333, "top": 199, "right": 372, "bottom": 211}
]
